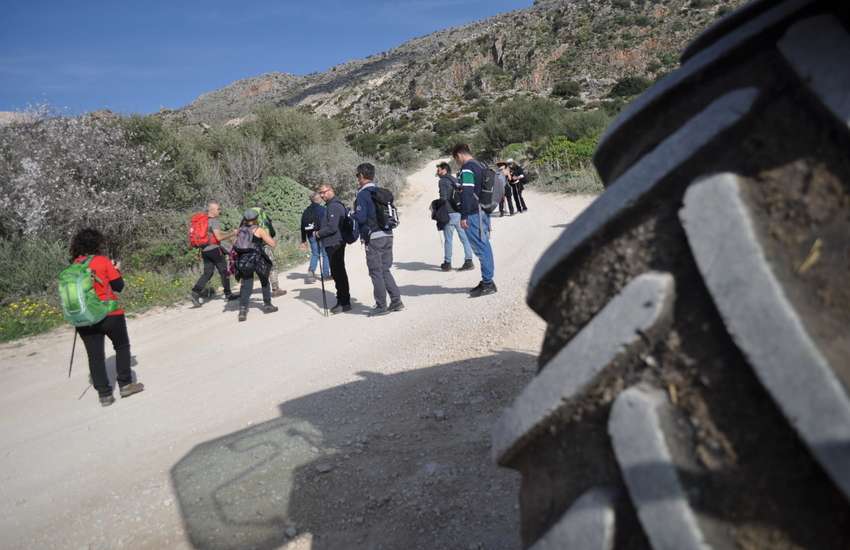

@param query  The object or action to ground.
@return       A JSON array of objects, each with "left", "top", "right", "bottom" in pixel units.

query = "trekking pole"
[
  {"left": 68, "top": 329, "right": 78, "bottom": 378},
  {"left": 318, "top": 249, "right": 329, "bottom": 317}
]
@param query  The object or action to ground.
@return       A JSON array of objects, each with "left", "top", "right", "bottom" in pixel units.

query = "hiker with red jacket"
[
  {"left": 189, "top": 201, "right": 237, "bottom": 307},
  {"left": 70, "top": 228, "right": 144, "bottom": 407}
]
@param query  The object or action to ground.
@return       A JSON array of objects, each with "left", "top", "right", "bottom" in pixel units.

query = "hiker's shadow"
[
  {"left": 394, "top": 261, "right": 443, "bottom": 272},
  {"left": 291, "top": 287, "right": 330, "bottom": 314},
  {"left": 103, "top": 355, "right": 139, "bottom": 386},
  {"left": 171, "top": 350, "right": 536, "bottom": 550},
  {"left": 397, "top": 284, "right": 469, "bottom": 297}
]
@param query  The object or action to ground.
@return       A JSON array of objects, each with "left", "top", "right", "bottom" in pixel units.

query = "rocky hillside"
[{"left": 173, "top": 0, "right": 746, "bottom": 132}]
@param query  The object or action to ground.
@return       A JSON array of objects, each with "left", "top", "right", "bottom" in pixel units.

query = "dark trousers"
[
  {"left": 500, "top": 184, "right": 516, "bottom": 216},
  {"left": 239, "top": 271, "right": 271, "bottom": 308},
  {"left": 512, "top": 182, "right": 528, "bottom": 212},
  {"left": 192, "top": 248, "right": 232, "bottom": 296},
  {"left": 78, "top": 314, "right": 132, "bottom": 397},
  {"left": 365, "top": 236, "right": 401, "bottom": 308},
  {"left": 326, "top": 244, "right": 350, "bottom": 306}
]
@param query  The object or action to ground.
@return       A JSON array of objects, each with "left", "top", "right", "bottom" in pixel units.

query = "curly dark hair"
[{"left": 69, "top": 228, "right": 105, "bottom": 261}]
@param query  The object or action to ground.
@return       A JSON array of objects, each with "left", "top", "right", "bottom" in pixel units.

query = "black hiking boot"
[
  {"left": 238, "top": 307, "right": 248, "bottom": 322},
  {"left": 189, "top": 290, "right": 203, "bottom": 307},
  {"left": 99, "top": 394, "right": 115, "bottom": 407},
  {"left": 224, "top": 293, "right": 239, "bottom": 301},
  {"left": 119, "top": 382, "right": 145, "bottom": 399},
  {"left": 470, "top": 282, "right": 497, "bottom": 298},
  {"left": 388, "top": 300, "right": 405, "bottom": 313},
  {"left": 458, "top": 259, "right": 474, "bottom": 271},
  {"left": 440, "top": 262, "right": 452, "bottom": 272},
  {"left": 468, "top": 281, "right": 484, "bottom": 294},
  {"left": 263, "top": 303, "right": 279, "bottom": 314}
]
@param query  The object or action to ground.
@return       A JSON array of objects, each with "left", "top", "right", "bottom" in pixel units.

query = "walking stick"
[
  {"left": 318, "top": 247, "right": 329, "bottom": 317},
  {"left": 68, "top": 329, "right": 77, "bottom": 378}
]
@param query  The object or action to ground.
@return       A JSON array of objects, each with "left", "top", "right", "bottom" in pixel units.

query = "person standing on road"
[
  {"left": 190, "top": 201, "right": 238, "bottom": 307},
  {"left": 353, "top": 162, "right": 404, "bottom": 316},
  {"left": 234, "top": 209, "right": 279, "bottom": 322},
  {"left": 69, "top": 228, "right": 144, "bottom": 407},
  {"left": 436, "top": 162, "right": 474, "bottom": 272},
  {"left": 315, "top": 184, "right": 352, "bottom": 313},
  {"left": 452, "top": 143, "right": 497, "bottom": 297},
  {"left": 507, "top": 159, "right": 529, "bottom": 213},
  {"left": 299, "top": 192, "right": 330, "bottom": 284},
  {"left": 497, "top": 161, "right": 516, "bottom": 217}
]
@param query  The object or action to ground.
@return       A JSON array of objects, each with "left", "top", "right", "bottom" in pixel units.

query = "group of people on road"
[{"left": 64, "top": 145, "right": 513, "bottom": 407}]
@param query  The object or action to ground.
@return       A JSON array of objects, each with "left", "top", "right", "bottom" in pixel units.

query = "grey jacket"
[
  {"left": 438, "top": 175, "right": 459, "bottom": 214},
  {"left": 316, "top": 198, "right": 346, "bottom": 249}
]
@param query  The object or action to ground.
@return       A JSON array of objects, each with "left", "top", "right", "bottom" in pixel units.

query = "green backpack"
[{"left": 58, "top": 256, "right": 117, "bottom": 327}]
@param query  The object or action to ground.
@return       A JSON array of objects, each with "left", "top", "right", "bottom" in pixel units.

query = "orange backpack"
[{"left": 188, "top": 213, "right": 219, "bottom": 248}]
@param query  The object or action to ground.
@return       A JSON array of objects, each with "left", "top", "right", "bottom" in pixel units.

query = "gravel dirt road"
[{"left": 0, "top": 160, "right": 593, "bottom": 550}]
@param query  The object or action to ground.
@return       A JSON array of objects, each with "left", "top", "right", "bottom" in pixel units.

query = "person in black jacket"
[
  {"left": 507, "top": 159, "right": 529, "bottom": 212},
  {"left": 299, "top": 192, "right": 330, "bottom": 284},
  {"left": 436, "top": 162, "right": 474, "bottom": 271},
  {"left": 315, "top": 184, "right": 351, "bottom": 313}
]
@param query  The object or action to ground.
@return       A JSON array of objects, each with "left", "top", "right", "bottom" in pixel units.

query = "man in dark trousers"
[
  {"left": 353, "top": 162, "right": 404, "bottom": 316},
  {"left": 507, "top": 158, "right": 529, "bottom": 212},
  {"left": 190, "top": 201, "right": 238, "bottom": 307},
  {"left": 299, "top": 192, "right": 330, "bottom": 284},
  {"left": 436, "top": 162, "right": 474, "bottom": 271},
  {"left": 452, "top": 143, "right": 497, "bottom": 297},
  {"left": 315, "top": 184, "right": 351, "bottom": 313}
]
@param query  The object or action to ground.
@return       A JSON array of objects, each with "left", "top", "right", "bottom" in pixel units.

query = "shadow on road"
[
  {"left": 393, "top": 261, "right": 443, "bottom": 272},
  {"left": 171, "top": 350, "right": 537, "bottom": 549},
  {"left": 397, "top": 284, "right": 470, "bottom": 297}
]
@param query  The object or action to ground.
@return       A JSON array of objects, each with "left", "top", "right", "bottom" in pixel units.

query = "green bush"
[
  {"left": 552, "top": 80, "right": 581, "bottom": 98},
  {"left": 534, "top": 135, "right": 598, "bottom": 169},
  {"left": 481, "top": 97, "right": 566, "bottom": 152},
  {"left": 609, "top": 75, "right": 651, "bottom": 97},
  {"left": 409, "top": 96, "right": 428, "bottom": 111},
  {"left": 245, "top": 175, "right": 313, "bottom": 234},
  {"left": 0, "top": 238, "right": 68, "bottom": 301}
]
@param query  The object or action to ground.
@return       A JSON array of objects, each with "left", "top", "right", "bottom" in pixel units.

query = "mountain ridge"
[{"left": 172, "top": 0, "right": 746, "bottom": 132}]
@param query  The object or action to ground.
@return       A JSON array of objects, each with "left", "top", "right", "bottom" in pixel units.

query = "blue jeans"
[
  {"left": 466, "top": 212, "right": 494, "bottom": 283},
  {"left": 443, "top": 212, "right": 473, "bottom": 264},
  {"left": 308, "top": 235, "right": 330, "bottom": 277}
]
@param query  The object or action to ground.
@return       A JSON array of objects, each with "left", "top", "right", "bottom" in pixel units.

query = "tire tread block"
[
  {"left": 680, "top": 173, "right": 850, "bottom": 500},
  {"left": 529, "top": 487, "right": 616, "bottom": 550},
  {"left": 778, "top": 15, "right": 850, "bottom": 129},
  {"left": 609, "top": 385, "right": 712, "bottom": 550},
  {"left": 494, "top": 272, "right": 675, "bottom": 466}
]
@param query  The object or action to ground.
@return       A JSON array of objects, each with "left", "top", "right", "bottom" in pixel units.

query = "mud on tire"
[{"left": 493, "top": 2, "right": 850, "bottom": 548}]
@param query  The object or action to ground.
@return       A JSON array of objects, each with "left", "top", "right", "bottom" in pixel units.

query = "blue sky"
[{"left": 0, "top": 0, "right": 530, "bottom": 115}]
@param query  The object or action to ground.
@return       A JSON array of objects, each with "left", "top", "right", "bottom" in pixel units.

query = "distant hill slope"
[{"left": 173, "top": 0, "right": 746, "bottom": 131}]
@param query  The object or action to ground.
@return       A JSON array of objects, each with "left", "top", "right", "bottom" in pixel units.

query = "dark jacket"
[
  {"left": 438, "top": 175, "right": 459, "bottom": 214},
  {"left": 458, "top": 159, "right": 486, "bottom": 219},
  {"left": 354, "top": 182, "right": 391, "bottom": 242},
  {"left": 316, "top": 197, "right": 347, "bottom": 249},
  {"left": 300, "top": 202, "right": 326, "bottom": 242}
]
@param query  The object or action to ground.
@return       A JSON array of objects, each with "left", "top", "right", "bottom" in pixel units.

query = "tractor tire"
[{"left": 493, "top": 2, "right": 850, "bottom": 548}]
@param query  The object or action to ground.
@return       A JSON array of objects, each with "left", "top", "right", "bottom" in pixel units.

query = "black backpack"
[
  {"left": 340, "top": 206, "right": 359, "bottom": 244},
  {"left": 371, "top": 187, "right": 400, "bottom": 230},
  {"left": 475, "top": 161, "right": 500, "bottom": 214},
  {"left": 447, "top": 176, "right": 463, "bottom": 212}
]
